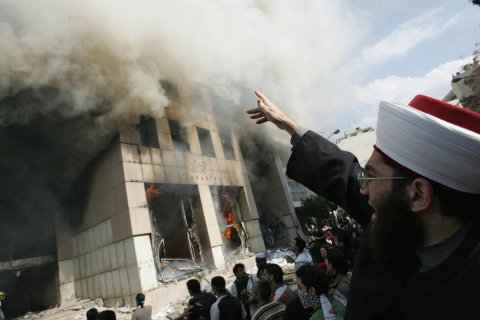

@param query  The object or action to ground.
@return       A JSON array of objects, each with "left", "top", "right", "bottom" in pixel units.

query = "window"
[
  {"left": 161, "top": 80, "right": 180, "bottom": 103},
  {"left": 138, "top": 116, "right": 160, "bottom": 148},
  {"left": 210, "top": 93, "right": 236, "bottom": 160},
  {"left": 197, "top": 127, "right": 215, "bottom": 157},
  {"left": 219, "top": 129, "right": 235, "bottom": 160},
  {"left": 169, "top": 119, "right": 190, "bottom": 152}
]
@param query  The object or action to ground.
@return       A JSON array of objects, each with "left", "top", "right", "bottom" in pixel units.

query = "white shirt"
[{"left": 295, "top": 250, "right": 313, "bottom": 270}]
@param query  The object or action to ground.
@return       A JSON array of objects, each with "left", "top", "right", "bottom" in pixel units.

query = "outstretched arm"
[{"left": 246, "top": 90, "right": 299, "bottom": 136}]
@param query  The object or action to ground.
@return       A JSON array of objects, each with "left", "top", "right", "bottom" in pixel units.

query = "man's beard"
[{"left": 369, "top": 185, "right": 426, "bottom": 269}]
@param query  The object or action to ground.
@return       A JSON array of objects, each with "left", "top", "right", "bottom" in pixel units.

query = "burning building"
[{"left": 53, "top": 81, "right": 266, "bottom": 307}]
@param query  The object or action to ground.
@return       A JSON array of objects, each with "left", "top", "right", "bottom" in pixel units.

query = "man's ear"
[
  {"left": 308, "top": 287, "right": 316, "bottom": 295},
  {"left": 407, "top": 178, "right": 434, "bottom": 213}
]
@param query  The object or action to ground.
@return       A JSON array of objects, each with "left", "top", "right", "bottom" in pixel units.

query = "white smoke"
[{"left": 0, "top": 0, "right": 364, "bottom": 127}]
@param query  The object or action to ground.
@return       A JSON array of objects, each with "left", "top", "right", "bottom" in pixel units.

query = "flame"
[
  {"left": 145, "top": 183, "right": 161, "bottom": 202},
  {"left": 221, "top": 193, "right": 238, "bottom": 240}
]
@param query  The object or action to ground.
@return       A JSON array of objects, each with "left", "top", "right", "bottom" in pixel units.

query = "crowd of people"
[
  {"left": 174, "top": 250, "right": 347, "bottom": 320},
  {"left": 84, "top": 243, "right": 348, "bottom": 320}
]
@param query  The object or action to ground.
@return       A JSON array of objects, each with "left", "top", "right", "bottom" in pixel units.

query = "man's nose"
[{"left": 360, "top": 184, "right": 369, "bottom": 196}]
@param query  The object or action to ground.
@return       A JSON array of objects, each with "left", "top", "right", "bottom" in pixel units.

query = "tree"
[{"left": 300, "top": 196, "right": 336, "bottom": 221}]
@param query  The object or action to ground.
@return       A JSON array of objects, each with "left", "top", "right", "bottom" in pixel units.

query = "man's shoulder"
[
  {"left": 132, "top": 306, "right": 152, "bottom": 320},
  {"left": 253, "top": 302, "right": 286, "bottom": 320},
  {"left": 191, "top": 292, "right": 217, "bottom": 304}
]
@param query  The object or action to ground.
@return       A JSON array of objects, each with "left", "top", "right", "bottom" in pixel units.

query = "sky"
[
  {"left": 315, "top": 0, "right": 480, "bottom": 135},
  {"left": 0, "top": 0, "right": 479, "bottom": 136}
]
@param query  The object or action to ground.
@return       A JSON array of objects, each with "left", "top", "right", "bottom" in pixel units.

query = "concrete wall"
[
  {"left": 336, "top": 130, "right": 376, "bottom": 166},
  {"left": 57, "top": 138, "right": 158, "bottom": 305},
  {"left": 71, "top": 221, "right": 156, "bottom": 306}
]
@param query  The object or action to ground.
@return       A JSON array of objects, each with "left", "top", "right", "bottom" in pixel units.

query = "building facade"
[{"left": 56, "top": 81, "right": 266, "bottom": 307}]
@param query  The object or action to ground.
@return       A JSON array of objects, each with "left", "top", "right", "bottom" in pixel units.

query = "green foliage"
[{"left": 300, "top": 196, "right": 336, "bottom": 220}]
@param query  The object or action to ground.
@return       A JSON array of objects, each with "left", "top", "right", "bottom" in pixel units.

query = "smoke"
[
  {"left": 0, "top": 0, "right": 364, "bottom": 259},
  {"left": 0, "top": 0, "right": 363, "bottom": 126}
]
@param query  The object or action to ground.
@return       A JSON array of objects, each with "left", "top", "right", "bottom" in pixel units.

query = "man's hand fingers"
[
  {"left": 246, "top": 108, "right": 260, "bottom": 114},
  {"left": 255, "top": 90, "right": 271, "bottom": 105},
  {"left": 256, "top": 118, "right": 267, "bottom": 124},
  {"left": 249, "top": 113, "right": 264, "bottom": 120}
]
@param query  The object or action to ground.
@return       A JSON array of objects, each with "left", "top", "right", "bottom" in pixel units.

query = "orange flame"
[
  {"left": 145, "top": 183, "right": 160, "bottom": 202},
  {"left": 221, "top": 193, "right": 238, "bottom": 240}
]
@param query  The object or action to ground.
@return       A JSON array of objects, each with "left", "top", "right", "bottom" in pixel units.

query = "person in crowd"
[
  {"left": 317, "top": 245, "right": 330, "bottom": 272},
  {"left": 247, "top": 90, "right": 480, "bottom": 319},
  {"left": 230, "top": 263, "right": 257, "bottom": 319},
  {"left": 276, "top": 218, "right": 287, "bottom": 239},
  {"left": 98, "top": 310, "right": 116, "bottom": 320},
  {"left": 350, "top": 224, "right": 364, "bottom": 262},
  {"left": 86, "top": 308, "right": 99, "bottom": 320},
  {"left": 250, "top": 281, "right": 285, "bottom": 320},
  {"left": 326, "top": 248, "right": 351, "bottom": 298},
  {"left": 255, "top": 253, "right": 267, "bottom": 279},
  {"left": 131, "top": 293, "right": 152, "bottom": 320},
  {"left": 332, "top": 229, "right": 353, "bottom": 270},
  {"left": 290, "top": 237, "right": 312, "bottom": 270},
  {"left": 210, "top": 276, "right": 246, "bottom": 320},
  {"left": 283, "top": 265, "right": 345, "bottom": 320},
  {"left": 177, "top": 279, "right": 217, "bottom": 320},
  {"left": 260, "top": 263, "right": 294, "bottom": 304},
  {"left": 263, "top": 226, "right": 275, "bottom": 249}
]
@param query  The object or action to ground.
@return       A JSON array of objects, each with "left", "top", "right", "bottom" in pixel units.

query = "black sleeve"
[
  {"left": 286, "top": 130, "right": 372, "bottom": 227},
  {"left": 283, "top": 297, "right": 308, "bottom": 320}
]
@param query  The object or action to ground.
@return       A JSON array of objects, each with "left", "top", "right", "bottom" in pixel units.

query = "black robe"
[{"left": 286, "top": 130, "right": 480, "bottom": 319}]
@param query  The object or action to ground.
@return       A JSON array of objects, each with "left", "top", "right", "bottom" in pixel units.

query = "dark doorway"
[
  {"left": 0, "top": 263, "right": 57, "bottom": 318},
  {"left": 145, "top": 183, "right": 203, "bottom": 281}
]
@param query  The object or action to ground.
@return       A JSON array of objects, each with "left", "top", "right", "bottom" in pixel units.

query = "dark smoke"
[{"left": 0, "top": 82, "right": 116, "bottom": 260}]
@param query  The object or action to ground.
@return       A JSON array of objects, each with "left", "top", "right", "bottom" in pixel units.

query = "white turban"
[{"left": 375, "top": 95, "right": 480, "bottom": 194}]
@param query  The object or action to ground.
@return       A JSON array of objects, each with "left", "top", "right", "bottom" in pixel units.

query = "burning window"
[
  {"left": 196, "top": 127, "right": 215, "bottom": 157},
  {"left": 137, "top": 116, "right": 160, "bottom": 148},
  {"left": 211, "top": 186, "right": 248, "bottom": 260},
  {"left": 168, "top": 119, "right": 190, "bottom": 152}
]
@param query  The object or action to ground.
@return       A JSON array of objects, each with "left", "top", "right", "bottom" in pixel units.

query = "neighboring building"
[
  {"left": 240, "top": 135, "right": 309, "bottom": 246},
  {"left": 55, "top": 81, "right": 266, "bottom": 307},
  {"left": 444, "top": 62, "right": 479, "bottom": 113},
  {"left": 336, "top": 127, "right": 376, "bottom": 166}
]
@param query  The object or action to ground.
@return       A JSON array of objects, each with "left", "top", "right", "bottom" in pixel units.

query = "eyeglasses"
[{"left": 357, "top": 171, "right": 406, "bottom": 190}]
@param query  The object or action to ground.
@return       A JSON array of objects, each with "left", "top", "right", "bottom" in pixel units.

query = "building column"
[
  {"left": 238, "top": 186, "right": 266, "bottom": 253},
  {"left": 193, "top": 184, "right": 226, "bottom": 269}
]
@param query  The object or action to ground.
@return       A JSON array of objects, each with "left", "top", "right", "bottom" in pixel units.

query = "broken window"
[
  {"left": 219, "top": 128, "right": 235, "bottom": 160},
  {"left": 145, "top": 183, "right": 203, "bottom": 282},
  {"left": 168, "top": 119, "right": 190, "bottom": 152},
  {"left": 137, "top": 116, "right": 160, "bottom": 148},
  {"left": 197, "top": 127, "right": 215, "bottom": 157}
]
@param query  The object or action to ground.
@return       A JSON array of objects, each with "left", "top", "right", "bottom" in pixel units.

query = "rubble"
[{"left": 13, "top": 254, "right": 296, "bottom": 320}]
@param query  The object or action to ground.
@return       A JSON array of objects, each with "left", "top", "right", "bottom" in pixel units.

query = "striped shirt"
[{"left": 251, "top": 301, "right": 285, "bottom": 320}]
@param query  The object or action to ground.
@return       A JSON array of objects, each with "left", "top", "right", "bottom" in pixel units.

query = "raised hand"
[{"left": 246, "top": 90, "right": 299, "bottom": 135}]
